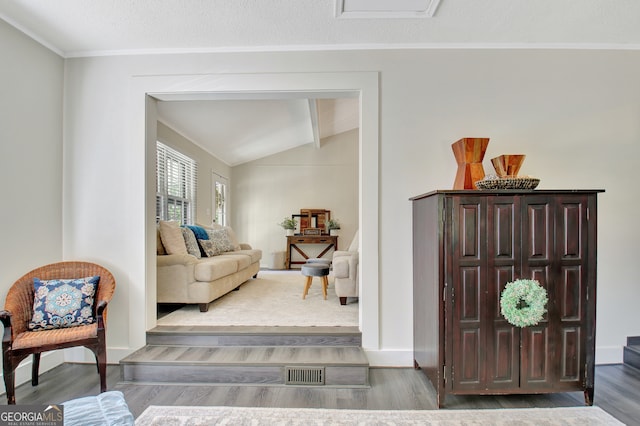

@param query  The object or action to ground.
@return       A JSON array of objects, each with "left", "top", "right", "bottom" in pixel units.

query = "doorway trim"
[{"left": 139, "top": 71, "right": 379, "bottom": 350}]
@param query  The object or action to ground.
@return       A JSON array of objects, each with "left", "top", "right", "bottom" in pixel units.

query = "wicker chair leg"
[
  {"left": 31, "top": 353, "right": 41, "bottom": 386},
  {"left": 3, "top": 356, "right": 16, "bottom": 405},
  {"left": 97, "top": 350, "right": 107, "bottom": 392}
]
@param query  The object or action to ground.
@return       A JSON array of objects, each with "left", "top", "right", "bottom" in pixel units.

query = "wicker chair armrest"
[
  {"left": 96, "top": 300, "right": 108, "bottom": 316},
  {"left": 0, "top": 310, "right": 13, "bottom": 344},
  {"left": 95, "top": 300, "right": 108, "bottom": 329}
]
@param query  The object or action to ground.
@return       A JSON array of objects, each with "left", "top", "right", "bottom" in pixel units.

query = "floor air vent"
[{"left": 285, "top": 366, "right": 325, "bottom": 385}]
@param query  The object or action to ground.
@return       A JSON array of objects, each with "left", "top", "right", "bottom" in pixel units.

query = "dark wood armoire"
[{"left": 410, "top": 190, "right": 603, "bottom": 408}]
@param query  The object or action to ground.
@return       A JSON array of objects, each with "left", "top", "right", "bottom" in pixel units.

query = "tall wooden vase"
[{"left": 452, "top": 137, "right": 490, "bottom": 190}]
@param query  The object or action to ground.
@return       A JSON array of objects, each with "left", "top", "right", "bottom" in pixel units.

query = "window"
[
  {"left": 156, "top": 142, "right": 197, "bottom": 225},
  {"left": 213, "top": 172, "right": 228, "bottom": 226}
]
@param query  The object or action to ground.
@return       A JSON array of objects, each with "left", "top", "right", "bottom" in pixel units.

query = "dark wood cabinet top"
[{"left": 410, "top": 189, "right": 605, "bottom": 201}]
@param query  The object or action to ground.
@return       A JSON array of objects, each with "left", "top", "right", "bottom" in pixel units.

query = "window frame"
[{"left": 156, "top": 141, "right": 197, "bottom": 225}]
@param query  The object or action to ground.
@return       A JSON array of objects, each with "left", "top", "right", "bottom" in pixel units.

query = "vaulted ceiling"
[{"left": 3, "top": 1, "right": 638, "bottom": 164}]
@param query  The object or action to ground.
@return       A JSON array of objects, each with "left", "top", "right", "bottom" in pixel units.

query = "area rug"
[
  {"left": 156, "top": 272, "right": 358, "bottom": 327},
  {"left": 135, "top": 405, "right": 623, "bottom": 425}
]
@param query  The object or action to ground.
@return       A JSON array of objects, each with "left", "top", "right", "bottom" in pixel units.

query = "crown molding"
[
  {"left": 63, "top": 42, "right": 640, "bottom": 59},
  {"left": 0, "top": 13, "right": 64, "bottom": 57}
]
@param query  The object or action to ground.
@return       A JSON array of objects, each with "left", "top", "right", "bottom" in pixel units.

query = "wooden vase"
[
  {"left": 491, "top": 154, "right": 526, "bottom": 177},
  {"left": 452, "top": 137, "right": 490, "bottom": 189}
]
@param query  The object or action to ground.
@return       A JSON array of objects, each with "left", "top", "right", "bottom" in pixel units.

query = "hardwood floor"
[{"left": 1, "top": 363, "right": 638, "bottom": 425}]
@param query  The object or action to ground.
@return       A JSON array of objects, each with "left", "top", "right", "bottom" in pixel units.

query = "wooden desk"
[{"left": 285, "top": 235, "right": 338, "bottom": 269}]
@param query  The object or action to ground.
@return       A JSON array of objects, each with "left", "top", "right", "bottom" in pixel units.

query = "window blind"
[{"left": 156, "top": 142, "right": 197, "bottom": 225}]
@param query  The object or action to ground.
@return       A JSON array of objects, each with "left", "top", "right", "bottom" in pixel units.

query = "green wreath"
[{"left": 500, "top": 279, "right": 548, "bottom": 327}]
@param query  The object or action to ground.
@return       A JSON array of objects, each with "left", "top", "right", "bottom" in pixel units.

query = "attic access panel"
[{"left": 336, "top": 0, "right": 441, "bottom": 18}]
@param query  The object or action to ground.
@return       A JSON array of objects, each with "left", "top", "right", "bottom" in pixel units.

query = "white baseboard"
[
  {"left": 0, "top": 345, "right": 138, "bottom": 397},
  {"left": 596, "top": 345, "right": 622, "bottom": 364},
  {"left": 0, "top": 350, "right": 65, "bottom": 396},
  {"left": 63, "top": 346, "right": 136, "bottom": 363},
  {"left": 364, "top": 349, "right": 414, "bottom": 367}
]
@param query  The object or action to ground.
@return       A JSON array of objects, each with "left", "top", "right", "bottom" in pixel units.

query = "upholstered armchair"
[
  {"left": 332, "top": 231, "right": 359, "bottom": 305},
  {"left": 0, "top": 261, "right": 116, "bottom": 404}
]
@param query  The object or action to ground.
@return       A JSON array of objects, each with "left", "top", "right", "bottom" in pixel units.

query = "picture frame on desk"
[
  {"left": 303, "top": 228, "right": 322, "bottom": 236},
  {"left": 291, "top": 214, "right": 304, "bottom": 235},
  {"left": 300, "top": 209, "right": 330, "bottom": 235},
  {"left": 298, "top": 214, "right": 317, "bottom": 231}
]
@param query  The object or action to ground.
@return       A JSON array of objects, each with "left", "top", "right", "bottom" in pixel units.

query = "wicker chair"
[{"left": 0, "top": 261, "right": 116, "bottom": 404}]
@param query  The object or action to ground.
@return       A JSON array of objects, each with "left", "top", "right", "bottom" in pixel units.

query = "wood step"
[
  {"left": 120, "top": 345, "right": 369, "bottom": 387},
  {"left": 146, "top": 325, "right": 362, "bottom": 347},
  {"left": 626, "top": 336, "right": 640, "bottom": 346},
  {"left": 623, "top": 344, "right": 640, "bottom": 370}
]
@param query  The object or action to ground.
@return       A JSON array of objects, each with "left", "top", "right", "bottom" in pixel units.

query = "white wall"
[
  {"left": 157, "top": 121, "right": 231, "bottom": 226},
  {"left": 61, "top": 49, "right": 640, "bottom": 367},
  {"left": 232, "top": 128, "right": 359, "bottom": 266},
  {"left": 0, "top": 20, "right": 65, "bottom": 388}
]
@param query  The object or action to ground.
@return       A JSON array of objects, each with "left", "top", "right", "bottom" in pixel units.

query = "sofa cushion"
[
  {"left": 218, "top": 253, "right": 253, "bottom": 270},
  {"left": 194, "top": 257, "right": 239, "bottom": 282},
  {"left": 29, "top": 276, "right": 99, "bottom": 331},
  {"left": 159, "top": 220, "right": 188, "bottom": 255},
  {"left": 208, "top": 228, "right": 236, "bottom": 253},
  {"left": 233, "top": 249, "right": 262, "bottom": 264},
  {"left": 181, "top": 227, "right": 202, "bottom": 258}
]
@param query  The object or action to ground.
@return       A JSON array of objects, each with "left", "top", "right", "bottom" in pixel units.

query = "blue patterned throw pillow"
[{"left": 29, "top": 276, "right": 100, "bottom": 331}]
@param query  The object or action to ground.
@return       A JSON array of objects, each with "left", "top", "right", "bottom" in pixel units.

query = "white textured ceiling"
[
  {"left": 157, "top": 98, "right": 359, "bottom": 166},
  {"left": 2, "top": 0, "right": 638, "bottom": 165},
  {"left": 1, "top": 0, "right": 640, "bottom": 57}
]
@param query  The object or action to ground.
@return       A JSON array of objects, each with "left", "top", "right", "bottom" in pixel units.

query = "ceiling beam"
[{"left": 308, "top": 99, "right": 321, "bottom": 149}]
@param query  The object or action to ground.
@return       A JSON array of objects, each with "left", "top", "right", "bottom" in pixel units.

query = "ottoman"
[{"left": 301, "top": 263, "right": 330, "bottom": 300}]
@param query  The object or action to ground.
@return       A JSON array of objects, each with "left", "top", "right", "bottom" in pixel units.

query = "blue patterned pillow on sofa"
[{"left": 29, "top": 276, "right": 99, "bottom": 331}]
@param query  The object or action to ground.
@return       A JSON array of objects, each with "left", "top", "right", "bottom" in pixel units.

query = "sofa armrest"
[
  {"left": 333, "top": 252, "right": 358, "bottom": 280},
  {"left": 157, "top": 253, "right": 198, "bottom": 267},
  {"left": 239, "top": 243, "right": 253, "bottom": 250},
  {"left": 333, "top": 250, "right": 356, "bottom": 259}
]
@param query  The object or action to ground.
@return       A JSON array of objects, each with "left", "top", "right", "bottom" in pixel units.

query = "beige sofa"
[
  {"left": 156, "top": 222, "right": 262, "bottom": 312},
  {"left": 332, "top": 230, "right": 359, "bottom": 305}
]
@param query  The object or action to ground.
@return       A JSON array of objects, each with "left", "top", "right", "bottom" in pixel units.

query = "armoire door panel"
[
  {"left": 456, "top": 329, "right": 481, "bottom": 386},
  {"left": 559, "top": 266, "right": 583, "bottom": 321},
  {"left": 526, "top": 266, "right": 550, "bottom": 286},
  {"left": 492, "top": 266, "right": 514, "bottom": 319},
  {"left": 460, "top": 203, "right": 482, "bottom": 259},
  {"left": 559, "top": 201, "right": 584, "bottom": 260},
  {"left": 524, "top": 202, "right": 551, "bottom": 261},
  {"left": 488, "top": 326, "right": 519, "bottom": 387},
  {"left": 521, "top": 327, "right": 552, "bottom": 385},
  {"left": 492, "top": 202, "right": 516, "bottom": 259},
  {"left": 460, "top": 267, "right": 481, "bottom": 321},
  {"left": 559, "top": 327, "right": 581, "bottom": 382}
]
